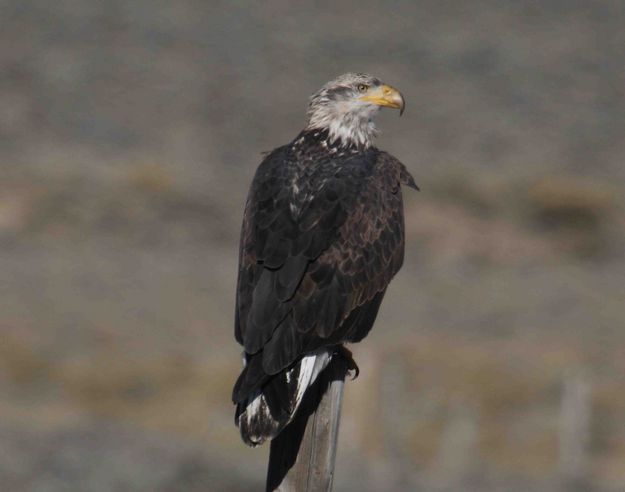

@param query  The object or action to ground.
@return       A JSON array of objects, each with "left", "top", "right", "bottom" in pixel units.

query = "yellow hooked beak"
[{"left": 359, "top": 84, "right": 405, "bottom": 115}]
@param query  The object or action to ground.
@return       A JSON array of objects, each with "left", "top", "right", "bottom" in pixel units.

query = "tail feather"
[{"left": 235, "top": 349, "right": 331, "bottom": 447}]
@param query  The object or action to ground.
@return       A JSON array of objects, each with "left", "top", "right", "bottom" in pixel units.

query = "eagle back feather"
[{"left": 234, "top": 131, "right": 416, "bottom": 376}]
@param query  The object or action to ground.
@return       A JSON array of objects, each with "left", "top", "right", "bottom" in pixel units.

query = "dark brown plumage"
[{"left": 232, "top": 74, "right": 416, "bottom": 446}]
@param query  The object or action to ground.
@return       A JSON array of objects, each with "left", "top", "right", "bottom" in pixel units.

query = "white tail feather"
[{"left": 238, "top": 349, "right": 332, "bottom": 446}]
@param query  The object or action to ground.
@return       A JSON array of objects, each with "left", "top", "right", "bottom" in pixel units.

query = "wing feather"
[{"left": 235, "top": 146, "right": 416, "bottom": 378}]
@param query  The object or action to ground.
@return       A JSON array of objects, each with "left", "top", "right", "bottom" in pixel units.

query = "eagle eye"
[{"left": 357, "top": 84, "right": 369, "bottom": 93}]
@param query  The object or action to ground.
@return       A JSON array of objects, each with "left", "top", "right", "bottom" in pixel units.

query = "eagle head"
[{"left": 306, "top": 73, "right": 405, "bottom": 148}]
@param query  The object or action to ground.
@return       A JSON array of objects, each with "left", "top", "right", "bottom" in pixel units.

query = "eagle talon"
[{"left": 335, "top": 346, "right": 360, "bottom": 379}]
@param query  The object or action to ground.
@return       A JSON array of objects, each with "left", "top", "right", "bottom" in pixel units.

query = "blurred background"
[{"left": 1, "top": 1, "right": 624, "bottom": 491}]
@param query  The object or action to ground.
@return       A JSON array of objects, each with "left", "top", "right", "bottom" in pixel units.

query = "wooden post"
[
  {"left": 266, "top": 356, "right": 349, "bottom": 492},
  {"left": 558, "top": 368, "right": 591, "bottom": 490}
]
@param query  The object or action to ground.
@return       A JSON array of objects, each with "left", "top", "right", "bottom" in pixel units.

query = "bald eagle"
[{"left": 232, "top": 73, "right": 417, "bottom": 446}]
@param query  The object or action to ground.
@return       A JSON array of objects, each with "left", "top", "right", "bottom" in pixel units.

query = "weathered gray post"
[
  {"left": 266, "top": 356, "right": 349, "bottom": 492},
  {"left": 558, "top": 368, "right": 591, "bottom": 490}
]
